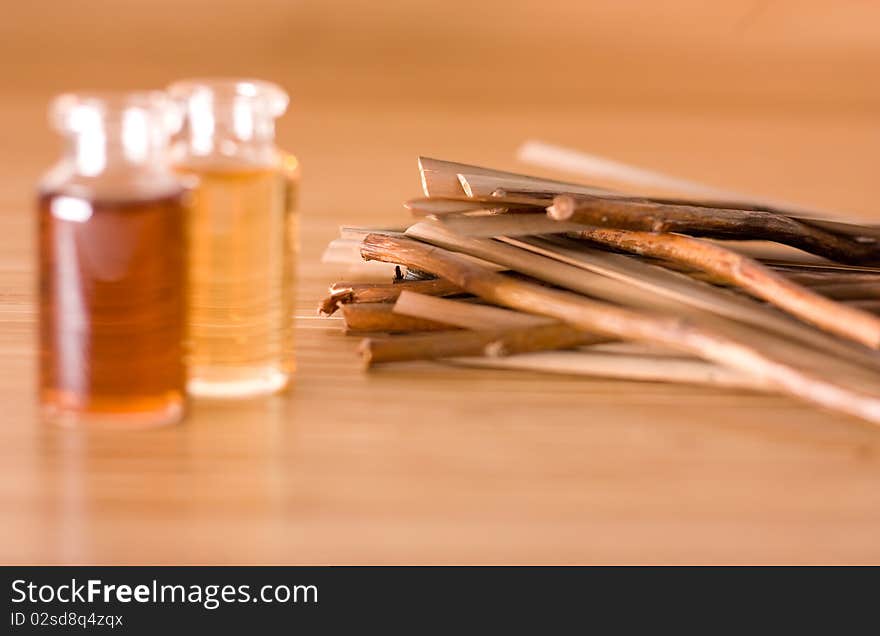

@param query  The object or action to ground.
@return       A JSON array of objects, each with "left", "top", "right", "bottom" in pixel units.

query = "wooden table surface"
[{"left": 2, "top": 1, "right": 879, "bottom": 564}]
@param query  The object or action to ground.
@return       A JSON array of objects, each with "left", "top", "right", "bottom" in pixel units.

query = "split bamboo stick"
[
  {"left": 341, "top": 302, "right": 456, "bottom": 334},
  {"left": 322, "top": 235, "right": 508, "bottom": 272},
  {"left": 450, "top": 351, "right": 767, "bottom": 391},
  {"left": 319, "top": 278, "right": 463, "bottom": 316},
  {"left": 393, "top": 291, "right": 554, "bottom": 330},
  {"left": 417, "top": 156, "right": 612, "bottom": 198},
  {"left": 548, "top": 193, "right": 880, "bottom": 265},
  {"left": 404, "top": 194, "right": 548, "bottom": 216},
  {"left": 808, "top": 281, "right": 880, "bottom": 301},
  {"left": 766, "top": 260, "right": 880, "bottom": 275},
  {"left": 436, "top": 212, "right": 583, "bottom": 237},
  {"left": 782, "top": 272, "right": 880, "bottom": 286},
  {"left": 360, "top": 323, "right": 605, "bottom": 366},
  {"left": 848, "top": 300, "right": 880, "bottom": 314},
  {"left": 458, "top": 172, "right": 880, "bottom": 242},
  {"left": 457, "top": 171, "right": 609, "bottom": 200},
  {"left": 587, "top": 262, "right": 880, "bottom": 298}
]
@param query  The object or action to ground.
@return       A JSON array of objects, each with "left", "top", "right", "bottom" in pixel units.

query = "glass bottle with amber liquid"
[
  {"left": 168, "top": 79, "right": 298, "bottom": 398},
  {"left": 38, "top": 92, "right": 188, "bottom": 426}
]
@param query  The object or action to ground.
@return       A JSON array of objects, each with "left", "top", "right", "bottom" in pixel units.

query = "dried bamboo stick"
[
  {"left": 404, "top": 194, "right": 548, "bottom": 216},
  {"left": 321, "top": 238, "right": 401, "bottom": 279},
  {"left": 588, "top": 342, "right": 687, "bottom": 356},
  {"left": 684, "top": 268, "right": 880, "bottom": 287},
  {"left": 549, "top": 193, "right": 880, "bottom": 265},
  {"left": 322, "top": 235, "right": 508, "bottom": 272},
  {"left": 360, "top": 233, "right": 880, "bottom": 424},
  {"left": 782, "top": 272, "right": 880, "bottom": 286},
  {"left": 556, "top": 222, "right": 880, "bottom": 349},
  {"left": 319, "top": 278, "right": 463, "bottom": 316},
  {"left": 436, "top": 212, "right": 583, "bottom": 237},
  {"left": 461, "top": 172, "right": 738, "bottom": 214},
  {"left": 699, "top": 241, "right": 828, "bottom": 264},
  {"left": 655, "top": 267, "right": 880, "bottom": 291},
  {"left": 848, "top": 300, "right": 880, "bottom": 314},
  {"left": 459, "top": 172, "right": 880, "bottom": 241},
  {"left": 359, "top": 323, "right": 606, "bottom": 366},
  {"left": 418, "top": 156, "right": 612, "bottom": 198},
  {"left": 462, "top": 172, "right": 758, "bottom": 212},
  {"left": 339, "top": 226, "right": 408, "bottom": 240},
  {"left": 456, "top": 171, "right": 610, "bottom": 200},
  {"left": 450, "top": 351, "right": 767, "bottom": 391},
  {"left": 765, "top": 260, "right": 880, "bottom": 274},
  {"left": 393, "top": 291, "right": 554, "bottom": 329},
  {"left": 431, "top": 209, "right": 880, "bottom": 255},
  {"left": 808, "top": 281, "right": 880, "bottom": 301},
  {"left": 341, "top": 302, "right": 456, "bottom": 334},
  {"left": 639, "top": 258, "right": 880, "bottom": 286}
]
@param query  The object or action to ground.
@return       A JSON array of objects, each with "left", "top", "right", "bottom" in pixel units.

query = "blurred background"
[{"left": 3, "top": 1, "right": 879, "bottom": 218}]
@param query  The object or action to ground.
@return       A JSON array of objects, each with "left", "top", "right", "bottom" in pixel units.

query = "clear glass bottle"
[
  {"left": 38, "top": 92, "right": 188, "bottom": 426},
  {"left": 168, "top": 79, "right": 298, "bottom": 398}
]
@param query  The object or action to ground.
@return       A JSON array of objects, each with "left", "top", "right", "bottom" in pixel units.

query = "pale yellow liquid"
[{"left": 178, "top": 160, "right": 298, "bottom": 397}]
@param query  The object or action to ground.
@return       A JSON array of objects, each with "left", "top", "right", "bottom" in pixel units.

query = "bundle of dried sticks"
[{"left": 320, "top": 145, "right": 880, "bottom": 425}]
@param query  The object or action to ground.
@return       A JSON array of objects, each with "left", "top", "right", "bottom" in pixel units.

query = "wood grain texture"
[{"left": 1, "top": 1, "right": 880, "bottom": 564}]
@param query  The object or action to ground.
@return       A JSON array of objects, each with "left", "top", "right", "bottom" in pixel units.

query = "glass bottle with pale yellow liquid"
[{"left": 169, "top": 79, "right": 298, "bottom": 397}]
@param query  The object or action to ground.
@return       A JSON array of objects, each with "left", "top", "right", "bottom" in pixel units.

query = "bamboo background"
[{"left": 1, "top": 1, "right": 879, "bottom": 564}]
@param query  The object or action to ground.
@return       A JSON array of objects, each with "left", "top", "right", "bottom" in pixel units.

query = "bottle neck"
[
  {"left": 177, "top": 96, "right": 279, "bottom": 167},
  {"left": 43, "top": 91, "right": 183, "bottom": 199},
  {"left": 67, "top": 115, "right": 173, "bottom": 177}
]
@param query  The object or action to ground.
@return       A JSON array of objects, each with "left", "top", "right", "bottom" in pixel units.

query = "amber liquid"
[
  {"left": 177, "top": 161, "right": 297, "bottom": 397},
  {"left": 38, "top": 189, "right": 188, "bottom": 426}
]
